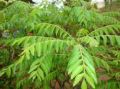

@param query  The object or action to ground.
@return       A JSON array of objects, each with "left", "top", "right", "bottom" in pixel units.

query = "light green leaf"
[
  {"left": 73, "top": 73, "right": 84, "bottom": 86},
  {"left": 85, "top": 74, "right": 95, "bottom": 88},
  {"left": 81, "top": 80, "right": 87, "bottom": 89}
]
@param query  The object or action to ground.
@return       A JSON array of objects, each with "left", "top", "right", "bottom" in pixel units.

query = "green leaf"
[
  {"left": 86, "top": 67, "right": 97, "bottom": 84},
  {"left": 71, "top": 66, "right": 84, "bottom": 79},
  {"left": 85, "top": 74, "right": 95, "bottom": 88},
  {"left": 73, "top": 73, "right": 84, "bottom": 86},
  {"left": 81, "top": 80, "right": 87, "bottom": 89}
]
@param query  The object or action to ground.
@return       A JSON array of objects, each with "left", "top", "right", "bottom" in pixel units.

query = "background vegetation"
[{"left": 0, "top": 0, "right": 120, "bottom": 89}]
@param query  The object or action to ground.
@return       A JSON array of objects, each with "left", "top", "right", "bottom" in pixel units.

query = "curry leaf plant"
[{"left": 0, "top": 0, "right": 120, "bottom": 89}]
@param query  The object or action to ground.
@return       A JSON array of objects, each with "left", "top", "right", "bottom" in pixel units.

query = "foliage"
[{"left": 0, "top": 0, "right": 120, "bottom": 89}]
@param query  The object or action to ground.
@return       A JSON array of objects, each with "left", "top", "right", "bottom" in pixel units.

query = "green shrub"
[{"left": 0, "top": 1, "right": 120, "bottom": 89}]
